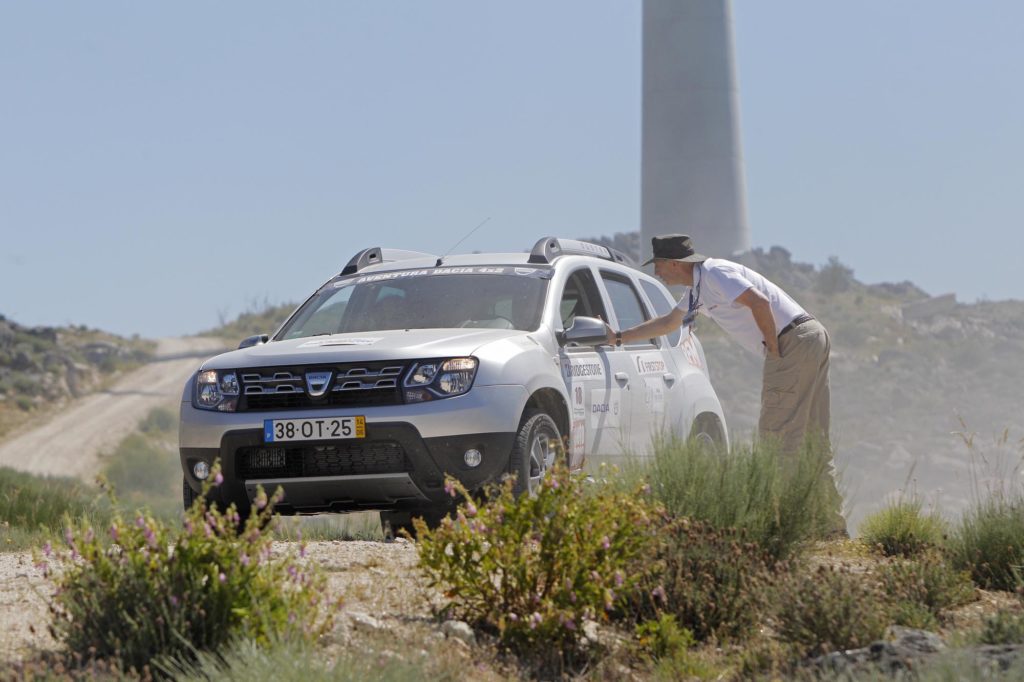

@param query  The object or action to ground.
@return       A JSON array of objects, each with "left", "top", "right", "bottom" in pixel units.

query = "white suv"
[{"left": 179, "top": 238, "right": 727, "bottom": 529}]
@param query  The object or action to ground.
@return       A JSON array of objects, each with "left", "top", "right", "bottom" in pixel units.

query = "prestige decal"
[{"left": 634, "top": 353, "right": 666, "bottom": 375}]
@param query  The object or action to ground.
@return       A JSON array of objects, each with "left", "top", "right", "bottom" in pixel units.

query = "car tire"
[
  {"left": 509, "top": 409, "right": 562, "bottom": 496},
  {"left": 689, "top": 412, "right": 725, "bottom": 450}
]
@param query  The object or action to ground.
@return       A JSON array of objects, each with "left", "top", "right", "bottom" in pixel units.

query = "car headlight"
[
  {"left": 404, "top": 357, "right": 478, "bottom": 403},
  {"left": 194, "top": 370, "right": 240, "bottom": 412}
]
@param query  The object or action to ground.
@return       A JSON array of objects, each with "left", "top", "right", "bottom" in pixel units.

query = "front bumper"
[{"left": 181, "top": 419, "right": 516, "bottom": 509}]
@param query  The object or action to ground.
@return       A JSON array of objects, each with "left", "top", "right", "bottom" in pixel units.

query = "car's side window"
[
  {"left": 559, "top": 269, "right": 608, "bottom": 328},
  {"left": 601, "top": 272, "right": 655, "bottom": 347},
  {"left": 640, "top": 279, "right": 682, "bottom": 347}
]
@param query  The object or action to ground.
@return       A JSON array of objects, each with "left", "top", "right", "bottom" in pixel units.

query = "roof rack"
[
  {"left": 527, "top": 237, "right": 635, "bottom": 266},
  {"left": 340, "top": 248, "right": 437, "bottom": 276}
]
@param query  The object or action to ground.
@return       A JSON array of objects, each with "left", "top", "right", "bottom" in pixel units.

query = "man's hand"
[{"left": 763, "top": 338, "right": 781, "bottom": 358}]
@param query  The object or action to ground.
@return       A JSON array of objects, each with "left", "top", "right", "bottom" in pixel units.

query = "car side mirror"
[
  {"left": 558, "top": 316, "right": 608, "bottom": 347},
  {"left": 238, "top": 334, "right": 269, "bottom": 349}
]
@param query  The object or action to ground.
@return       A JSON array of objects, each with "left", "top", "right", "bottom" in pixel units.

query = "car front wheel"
[{"left": 508, "top": 409, "right": 562, "bottom": 496}]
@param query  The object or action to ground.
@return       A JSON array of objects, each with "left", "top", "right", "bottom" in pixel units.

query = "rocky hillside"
[
  {"left": 586, "top": 233, "right": 1024, "bottom": 531},
  {"left": 0, "top": 315, "right": 154, "bottom": 436}
]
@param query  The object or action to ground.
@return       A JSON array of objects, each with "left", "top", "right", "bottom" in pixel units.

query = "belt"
[{"left": 778, "top": 313, "right": 814, "bottom": 339}]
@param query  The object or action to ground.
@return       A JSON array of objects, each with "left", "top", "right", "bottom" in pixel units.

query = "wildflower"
[
  {"left": 240, "top": 554, "right": 250, "bottom": 567},
  {"left": 219, "top": 572, "right": 227, "bottom": 584},
  {"left": 109, "top": 526, "right": 119, "bottom": 542},
  {"left": 508, "top": 613, "right": 519, "bottom": 622},
  {"left": 444, "top": 479, "right": 456, "bottom": 497},
  {"left": 63, "top": 528, "right": 74, "bottom": 547},
  {"left": 529, "top": 612, "right": 542, "bottom": 630},
  {"left": 562, "top": 616, "right": 576, "bottom": 631},
  {"left": 213, "top": 472, "right": 224, "bottom": 486},
  {"left": 614, "top": 571, "right": 624, "bottom": 587},
  {"left": 288, "top": 565, "right": 298, "bottom": 580},
  {"left": 42, "top": 542, "right": 52, "bottom": 557},
  {"left": 135, "top": 516, "right": 146, "bottom": 529},
  {"left": 465, "top": 501, "right": 478, "bottom": 517},
  {"left": 651, "top": 585, "right": 666, "bottom": 603},
  {"left": 601, "top": 535, "right": 610, "bottom": 550},
  {"left": 145, "top": 527, "right": 158, "bottom": 549},
  {"left": 84, "top": 527, "right": 94, "bottom": 543},
  {"left": 169, "top": 595, "right": 179, "bottom": 607},
  {"left": 254, "top": 490, "right": 268, "bottom": 510}
]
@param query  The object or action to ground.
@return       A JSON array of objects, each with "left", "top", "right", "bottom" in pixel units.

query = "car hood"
[{"left": 200, "top": 328, "right": 528, "bottom": 370}]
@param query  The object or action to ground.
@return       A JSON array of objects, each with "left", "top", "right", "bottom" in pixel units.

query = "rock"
[
  {"left": 810, "top": 628, "right": 947, "bottom": 676},
  {"left": 886, "top": 625, "right": 945, "bottom": 654},
  {"left": 441, "top": 619, "right": 476, "bottom": 645},
  {"left": 349, "top": 612, "right": 385, "bottom": 632}
]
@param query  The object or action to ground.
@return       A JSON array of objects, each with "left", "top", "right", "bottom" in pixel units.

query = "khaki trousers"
[
  {"left": 760, "top": 319, "right": 845, "bottom": 533},
  {"left": 759, "top": 318, "right": 831, "bottom": 453}
]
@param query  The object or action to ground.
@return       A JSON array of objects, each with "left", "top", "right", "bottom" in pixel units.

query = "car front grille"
[
  {"left": 236, "top": 441, "right": 408, "bottom": 479},
  {"left": 237, "top": 362, "right": 407, "bottom": 411}
]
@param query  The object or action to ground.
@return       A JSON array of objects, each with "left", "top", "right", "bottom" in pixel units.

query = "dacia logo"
[{"left": 305, "top": 371, "right": 333, "bottom": 398}]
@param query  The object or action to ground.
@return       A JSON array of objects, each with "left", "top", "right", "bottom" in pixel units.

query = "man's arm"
[
  {"left": 604, "top": 308, "right": 684, "bottom": 346},
  {"left": 735, "top": 287, "right": 779, "bottom": 357}
]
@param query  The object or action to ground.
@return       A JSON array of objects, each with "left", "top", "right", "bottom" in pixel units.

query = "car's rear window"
[{"left": 277, "top": 266, "right": 551, "bottom": 339}]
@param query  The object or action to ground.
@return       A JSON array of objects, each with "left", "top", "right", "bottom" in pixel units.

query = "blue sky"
[{"left": 2, "top": 1, "right": 1021, "bottom": 338}]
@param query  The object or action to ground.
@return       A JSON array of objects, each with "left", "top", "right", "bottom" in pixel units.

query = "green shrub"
[
  {"left": 859, "top": 499, "right": 947, "bottom": 557},
  {"left": 0, "top": 466, "right": 106, "bottom": 536},
  {"left": 877, "top": 551, "right": 975, "bottom": 629},
  {"left": 415, "top": 466, "right": 660, "bottom": 671},
  {"left": 950, "top": 494, "right": 1024, "bottom": 591},
  {"left": 638, "top": 436, "right": 837, "bottom": 560},
  {"left": 639, "top": 518, "right": 774, "bottom": 642},
  {"left": 635, "top": 614, "right": 722, "bottom": 680},
  {"left": 775, "top": 565, "right": 890, "bottom": 657},
  {"left": 978, "top": 609, "right": 1024, "bottom": 645},
  {"left": 42, "top": 471, "right": 337, "bottom": 671}
]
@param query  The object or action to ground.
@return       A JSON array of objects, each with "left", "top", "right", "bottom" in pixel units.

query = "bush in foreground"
[
  {"left": 639, "top": 436, "right": 837, "bottom": 560},
  {"left": 775, "top": 565, "right": 890, "bottom": 657},
  {"left": 639, "top": 518, "right": 775, "bottom": 642},
  {"left": 878, "top": 551, "right": 976, "bottom": 630},
  {"left": 415, "top": 466, "right": 659, "bottom": 671},
  {"left": 859, "top": 498, "right": 947, "bottom": 557},
  {"left": 949, "top": 493, "right": 1024, "bottom": 591},
  {"left": 41, "top": 475, "right": 337, "bottom": 672}
]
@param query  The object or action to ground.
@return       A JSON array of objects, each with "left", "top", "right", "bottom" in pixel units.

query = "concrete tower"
[{"left": 640, "top": 0, "right": 750, "bottom": 264}]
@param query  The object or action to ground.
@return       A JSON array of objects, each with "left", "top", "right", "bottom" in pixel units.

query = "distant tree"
[{"left": 818, "top": 256, "right": 854, "bottom": 295}]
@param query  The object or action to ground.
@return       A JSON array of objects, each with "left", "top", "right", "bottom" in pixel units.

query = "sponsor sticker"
[
  {"left": 634, "top": 352, "right": 667, "bottom": 375},
  {"left": 681, "top": 336, "right": 702, "bottom": 368},
  {"left": 589, "top": 388, "right": 620, "bottom": 429},
  {"left": 560, "top": 356, "right": 605, "bottom": 381}
]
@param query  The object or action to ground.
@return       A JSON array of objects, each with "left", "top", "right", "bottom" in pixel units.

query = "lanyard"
[{"left": 682, "top": 264, "right": 702, "bottom": 329}]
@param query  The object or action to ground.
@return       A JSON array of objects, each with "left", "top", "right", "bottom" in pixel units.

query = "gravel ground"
[{"left": 0, "top": 538, "right": 502, "bottom": 677}]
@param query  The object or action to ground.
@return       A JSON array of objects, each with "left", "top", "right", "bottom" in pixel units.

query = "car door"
[
  {"left": 555, "top": 267, "right": 618, "bottom": 466},
  {"left": 597, "top": 270, "right": 660, "bottom": 456},
  {"left": 638, "top": 278, "right": 689, "bottom": 441}
]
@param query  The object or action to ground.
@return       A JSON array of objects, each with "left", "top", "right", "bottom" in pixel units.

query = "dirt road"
[{"left": 0, "top": 337, "right": 227, "bottom": 480}]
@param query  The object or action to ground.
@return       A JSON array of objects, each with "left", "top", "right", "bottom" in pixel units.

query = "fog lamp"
[
  {"left": 463, "top": 448, "right": 482, "bottom": 468},
  {"left": 193, "top": 461, "right": 210, "bottom": 480}
]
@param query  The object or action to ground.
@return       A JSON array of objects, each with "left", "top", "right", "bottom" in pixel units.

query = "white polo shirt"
[{"left": 676, "top": 258, "right": 807, "bottom": 356}]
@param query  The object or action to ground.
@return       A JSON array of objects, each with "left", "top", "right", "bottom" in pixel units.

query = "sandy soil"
[{"left": 0, "top": 337, "right": 227, "bottom": 479}]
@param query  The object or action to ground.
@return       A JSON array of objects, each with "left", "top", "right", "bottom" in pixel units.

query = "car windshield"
[{"left": 277, "top": 266, "right": 551, "bottom": 340}]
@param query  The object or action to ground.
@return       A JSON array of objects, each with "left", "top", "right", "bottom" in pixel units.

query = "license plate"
[{"left": 263, "top": 416, "right": 366, "bottom": 443}]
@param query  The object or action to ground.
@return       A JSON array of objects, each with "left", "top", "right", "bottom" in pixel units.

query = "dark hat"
[{"left": 641, "top": 234, "right": 708, "bottom": 266}]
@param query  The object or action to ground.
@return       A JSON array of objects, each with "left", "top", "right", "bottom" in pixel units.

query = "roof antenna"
[{"left": 436, "top": 217, "right": 491, "bottom": 267}]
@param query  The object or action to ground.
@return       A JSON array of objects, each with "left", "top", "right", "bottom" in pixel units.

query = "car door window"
[
  {"left": 601, "top": 273, "right": 655, "bottom": 347},
  {"left": 640, "top": 280, "right": 682, "bottom": 347},
  {"left": 559, "top": 269, "right": 608, "bottom": 329}
]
